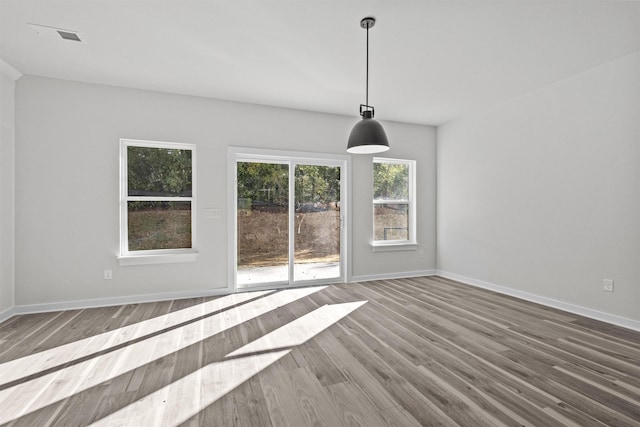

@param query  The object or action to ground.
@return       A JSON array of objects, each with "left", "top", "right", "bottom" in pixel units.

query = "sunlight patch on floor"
[
  {"left": 0, "top": 286, "right": 326, "bottom": 425},
  {"left": 90, "top": 301, "right": 366, "bottom": 426},
  {"left": 227, "top": 301, "right": 365, "bottom": 358},
  {"left": 0, "top": 291, "right": 271, "bottom": 387}
]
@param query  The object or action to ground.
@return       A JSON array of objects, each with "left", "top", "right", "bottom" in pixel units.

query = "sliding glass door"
[
  {"left": 236, "top": 162, "right": 289, "bottom": 285},
  {"left": 234, "top": 153, "right": 345, "bottom": 290},
  {"left": 293, "top": 165, "right": 341, "bottom": 282}
]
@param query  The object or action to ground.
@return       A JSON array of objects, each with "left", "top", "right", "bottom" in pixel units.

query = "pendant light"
[{"left": 347, "top": 17, "right": 389, "bottom": 154}]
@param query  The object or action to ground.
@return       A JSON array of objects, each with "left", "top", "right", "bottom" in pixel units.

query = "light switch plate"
[{"left": 204, "top": 208, "right": 221, "bottom": 219}]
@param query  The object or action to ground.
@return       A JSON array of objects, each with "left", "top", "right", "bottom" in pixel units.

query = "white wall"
[
  {"left": 351, "top": 125, "right": 436, "bottom": 281},
  {"left": 438, "top": 52, "right": 640, "bottom": 325},
  {"left": 14, "top": 76, "right": 436, "bottom": 307},
  {"left": 0, "top": 60, "right": 19, "bottom": 319}
]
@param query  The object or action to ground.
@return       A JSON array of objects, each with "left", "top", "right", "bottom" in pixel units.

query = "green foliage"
[
  {"left": 128, "top": 146, "right": 192, "bottom": 196},
  {"left": 237, "top": 162, "right": 289, "bottom": 205},
  {"left": 373, "top": 162, "right": 409, "bottom": 200},
  {"left": 236, "top": 163, "right": 340, "bottom": 205},
  {"left": 295, "top": 165, "right": 340, "bottom": 204}
]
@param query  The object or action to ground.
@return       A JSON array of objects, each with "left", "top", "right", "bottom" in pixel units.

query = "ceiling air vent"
[{"left": 28, "top": 23, "right": 84, "bottom": 43}]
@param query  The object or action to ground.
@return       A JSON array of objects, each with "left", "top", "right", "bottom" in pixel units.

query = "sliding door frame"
[{"left": 228, "top": 146, "right": 351, "bottom": 292}]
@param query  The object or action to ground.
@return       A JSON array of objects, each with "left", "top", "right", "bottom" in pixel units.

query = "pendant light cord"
[{"left": 365, "top": 24, "right": 369, "bottom": 109}]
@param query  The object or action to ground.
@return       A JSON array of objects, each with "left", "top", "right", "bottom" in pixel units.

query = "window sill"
[
  {"left": 117, "top": 252, "right": 198, "bottom": 266},
  {"left": 371, "top": 242, "right": 418, "bottom": 252}
]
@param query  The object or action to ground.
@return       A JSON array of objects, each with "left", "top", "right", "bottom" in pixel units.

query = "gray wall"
[
  {"left": 437, "top": 52, "right": 640, "bottom": 323},
  {"left": 15, "top": 76, "right": 436, "bottom": 307},
  {"left": 0, "top": 67, "right": 16, "bottom": 317}
]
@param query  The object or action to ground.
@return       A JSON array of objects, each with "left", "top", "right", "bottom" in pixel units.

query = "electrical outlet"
[
  {"left": 603, "top": 279, "right": 614, "bottom": 292},
  {"left": 419, "top": 250, "right": 424, "bottom": 258},
  {"left": 104, "top": 269, "right": 112, "bottom": 280}
]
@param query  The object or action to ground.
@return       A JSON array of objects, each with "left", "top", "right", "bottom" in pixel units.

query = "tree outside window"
[
  {"left": 373, "top": 158, "right": 416, "bottom": 243},
  {"left": 120, "top": 139, "right": 195, "bottom": 255}
]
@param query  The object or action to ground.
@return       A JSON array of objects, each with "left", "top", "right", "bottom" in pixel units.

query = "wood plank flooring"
[{"left": 0, "top": 276, "right": 639, "bottom": 426}]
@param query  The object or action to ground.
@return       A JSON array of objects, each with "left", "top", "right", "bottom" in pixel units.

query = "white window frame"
[
  {"left": 372, "top": 157, "right": 417, "bottom": 252},
  {"left": 118, "top": 138, "right": 197, "bottom": 266}
]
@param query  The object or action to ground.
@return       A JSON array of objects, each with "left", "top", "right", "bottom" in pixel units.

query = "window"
[
  {"left": 372, "top": 157, "right": 416, "bottom": 250},
  {"left": 119, "top": 139, "right": 196, "bottom": 265}
]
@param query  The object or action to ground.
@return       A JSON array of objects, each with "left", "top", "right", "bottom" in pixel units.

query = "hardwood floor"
[{"left": 0, "top": 276, "right": 639, "bottom": 426}]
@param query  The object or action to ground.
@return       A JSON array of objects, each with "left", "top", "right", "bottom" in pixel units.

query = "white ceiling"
[{"left": 1, "top": 1, "right": 639, "bottom": 125}]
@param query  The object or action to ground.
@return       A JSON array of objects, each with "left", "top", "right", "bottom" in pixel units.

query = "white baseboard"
[
  {"left": 351, "top": 269, "right": 437, "bottom": 283},
  {"left": 0, "top": 306, "right": 16, "bottom": 325},
  {"left": 2, "top": 271, "right": 438, "bottom": 321},
  {"left": 437, "top": 270, "right": 640, "bottom": 332},
  {"left": 12, "top": 287, "right": 233, "bottom": 316},
  {"left": 6, "top": 271, "right": 638, "bottom": 333}
]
